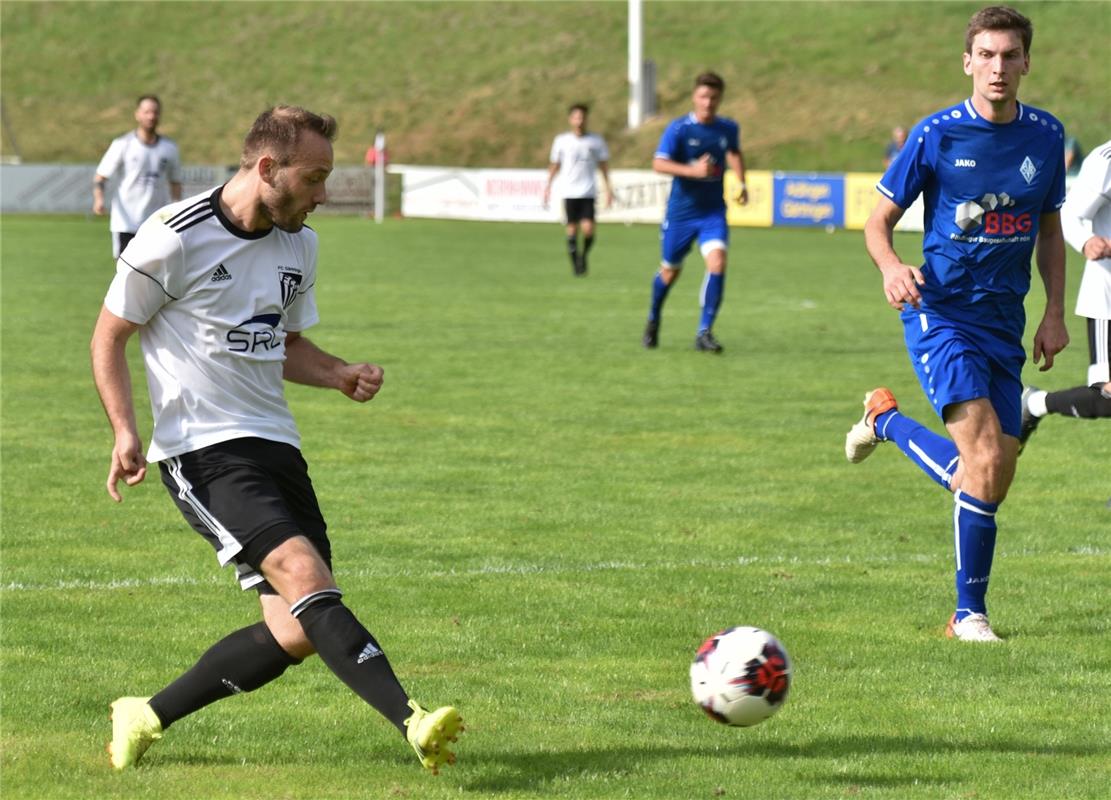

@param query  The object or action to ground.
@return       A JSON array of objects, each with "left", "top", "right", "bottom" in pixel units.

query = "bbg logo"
[
  {"left": 227, "top": 313, "right": 283, "bottom": 353},
  {"left": 954, "top": 192, "right": 1030, "bottom": 235}
]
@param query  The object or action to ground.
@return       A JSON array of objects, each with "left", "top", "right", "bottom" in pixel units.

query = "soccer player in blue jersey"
[
  {"left": 642, "top": 72, "right": 748, "bottom": 353},
  {"left": 844, "top": 6, "right": 1069, "bottom": 642}
]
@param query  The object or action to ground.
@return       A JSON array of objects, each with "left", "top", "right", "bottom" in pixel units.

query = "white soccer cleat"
[
  {"left": 844, "top": 388, "right": 898, "bottom": 463},
  {"left": 946, "top": 613, "right": 1002, "bottom": 642}
]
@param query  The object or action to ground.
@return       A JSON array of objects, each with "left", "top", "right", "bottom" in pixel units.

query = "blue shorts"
[
  {"left": 660, "top": 212, "right": 728, "bottom": 268},
  {"left": 901, "top": 307, "right": 1025, "bottom": 437}
]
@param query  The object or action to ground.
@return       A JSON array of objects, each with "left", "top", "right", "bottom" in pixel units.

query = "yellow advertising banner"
[
  {"left": 844, "top": 172, "right": 883, "bottom": 230},
  {"left": 726, "top": 169, "right": 773, "bottom": 227}
]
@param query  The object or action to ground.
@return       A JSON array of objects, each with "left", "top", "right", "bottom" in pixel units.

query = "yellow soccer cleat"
[
  {"left": 108, "top": 697, "right": 163, "bottom": 770},
  {"left": 404, "top": 699, "right": 464, "bottom": 774}
]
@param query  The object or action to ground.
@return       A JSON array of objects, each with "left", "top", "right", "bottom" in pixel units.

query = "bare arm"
[
  {"left": 90, "top": 306, "right": 146, "bottom": 501},
  {"left": 283, "top": 331, "right": 384, "bottom": 402},
  {"left": 93, "top": 176, "right": 108, "bottom": 215},
  {"left": 864, "top": 196, "right": 926, "bottom": 310},
  {"left": 598, "top": 161, "right": 613, "bottom": 208},
  {"left": 1030, "top": 212, "right": 1070, "bottom": 371},
  {"left": 543, "top": 162, "right": 559, "bottom": 207},
  {"left": 726, "top": 149, "right": 747, "bottom": 205}
]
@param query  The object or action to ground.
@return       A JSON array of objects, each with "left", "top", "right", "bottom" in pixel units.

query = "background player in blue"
[
  {"left": 844, "top": 6, "right": 1068, "bottom": 642},
  {"left": 642, "top": 72, "right": 748, "bottom": 353}
]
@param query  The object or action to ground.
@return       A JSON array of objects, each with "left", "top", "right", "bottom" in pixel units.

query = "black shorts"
[
  {"left": 564, "top": 197, "right": 596, "bottom": 223},
  {"left": 1087, "top": 317, "right": 1111, "bottom": 386},
  {"left": 113, "top": 231, "right": 135, "bottom": 259},
  {"left": 160, "top": 437, "right": 332, "bottom": 593}
]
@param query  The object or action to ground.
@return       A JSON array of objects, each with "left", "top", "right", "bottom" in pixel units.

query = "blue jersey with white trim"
[
  {"left": 878, "top": 99, "right": 1066, "bottom": 328},
  {"left": 656, "top": 113, "right": 740, "bottom": 221}
]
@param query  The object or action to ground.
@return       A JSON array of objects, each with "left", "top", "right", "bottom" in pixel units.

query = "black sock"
[
  {"left": 567, "top": 235, "right": 579, "bottom": 263},
  {"left": 149, "top": 622, "right": 299, "bottom": 729},
  {"left": 295, "top": 597, "right": 411, "bottom": 733},
  {"left": 583, "top": 235, "right": 594, "bottom": 254},
  {"left": 1046, "top": 385, "right": 1111, "bottom": 418}
]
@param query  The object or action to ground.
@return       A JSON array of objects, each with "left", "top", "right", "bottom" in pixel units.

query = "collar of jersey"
[{"left": 211, "top": 185, "right": 272, "bottom": 240}]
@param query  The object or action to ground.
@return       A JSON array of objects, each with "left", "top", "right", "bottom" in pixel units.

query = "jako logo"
[
  {"left": 954, "top": 158, "right": 976, "bottom": 167},
  {"left": 227, "top": 313, "right": 282, "bottom": 353}
]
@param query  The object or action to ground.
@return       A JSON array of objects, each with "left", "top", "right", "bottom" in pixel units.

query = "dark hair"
[
  {"left": 568, "top": 103, "right": 589, "bottom": 116},
  {"left": 240, "top": 105, "right": 338, "bottom": 170},
  {"left": 694, "top": 72, "right": 725, "bottom": 93},
  {"left": 965, "top": 6, "right": 1033, "bottom": 54},
  {"left": 136, "top": 95, "right": 161, "bottom": 109}
]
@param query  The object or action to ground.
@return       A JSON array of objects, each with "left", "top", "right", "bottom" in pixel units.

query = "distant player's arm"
[
  {"left": 1030, "top": 212, "right": 1069, "bottom": 372},
  {"left": 726, "top": 149, "right": 747, "bottom": 205},
  {"left": 170, "top": 182, "right": 184, "bottom": 202},
  {"left": 598, "top": 161, "right": 614, "bottom": 208},
  {"left": 90, "top": 306, "right": 146, "bottom": 501},
  {"left": 543, "top": 162, "right": 560, "bottom": 208},
  {"left": 283, "top": 331, "right": 384, "bottom": 403},
  {"left": 864, "top": 196, "right": 925, "bottom": 311}
]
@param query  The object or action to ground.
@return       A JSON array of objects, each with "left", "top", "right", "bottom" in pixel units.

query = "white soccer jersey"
[
  {"left": 549, "top": 131, "right": 609, "bottom": 199},
  {"left": 103, "top": 187, "right": 320, "bottom": 462},
  {"left": 96, "top": 132, "right": 183, "bottom": 233},
  {"left": 1062, "top": 140, "right": 1111, "bottom": 320}
]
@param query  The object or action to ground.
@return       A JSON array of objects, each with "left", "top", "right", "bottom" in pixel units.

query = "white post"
[
  {"left": 627, "top": 0, "right": 643, "bottom": 130},
  {"left": 374, "top": 130, "right": 386, "bottom": 224}
]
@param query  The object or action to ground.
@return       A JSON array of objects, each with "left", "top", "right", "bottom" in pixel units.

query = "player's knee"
[{"left": 268, "top": 616, "right": 315, "bottom": 660}]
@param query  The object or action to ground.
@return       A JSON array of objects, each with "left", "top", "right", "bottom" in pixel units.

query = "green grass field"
[
  {"left": 2, "top": 1, "right": 1108, "bottom": 170},
  {"left": 1, "top": 216, "right": 1108, "bottom": 799}
]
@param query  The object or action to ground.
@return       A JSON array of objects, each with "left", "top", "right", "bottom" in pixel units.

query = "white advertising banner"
[
  {"left": 1, "top": 164, "right": 374, "bottom": 213},
  {"left": 394, "top": 165, "right": 671, "bottom": 225}
]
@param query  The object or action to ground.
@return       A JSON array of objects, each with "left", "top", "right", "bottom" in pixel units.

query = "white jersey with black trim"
[
  {"left": 103, "top": 185, "right": 320, "bottom": 462},
  {"left": 96, "top": 132, "right": 183, "bottom": 233},
  {"left": 549, "top": 131, "right": 609, "bottom": 199},
  {"left": 1062, "top": 140, "right": 1111, "bottom": 319}
]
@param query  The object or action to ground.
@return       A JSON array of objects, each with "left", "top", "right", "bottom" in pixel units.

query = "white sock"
[{"left": 1027, "top": 389, "right": 1048, "bottom": 417}]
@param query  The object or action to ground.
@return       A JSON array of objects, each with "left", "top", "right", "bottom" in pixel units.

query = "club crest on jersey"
[
  {"left": 278, "top": 269, "right": 303, "bottom": 309},
  {"left": 1019, "top": 156, "right": 1037, "bottom": 184}
]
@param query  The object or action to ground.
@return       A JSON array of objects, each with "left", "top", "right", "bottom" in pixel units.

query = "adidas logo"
[
  {"left": 210, "top": 264, "right": 232, "bottom": 282},
  {"left": 356, "top": 642, "right": 382, "bottom": 664}
]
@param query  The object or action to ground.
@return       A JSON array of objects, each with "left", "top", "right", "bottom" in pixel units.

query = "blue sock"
[
  {"left": 953, "top": 491, "right": 999, "bottom": 621},
  {"left": 874, "top": 410, "right": 959, "bottom": 490},
  {"left": 648, "top": 272, "right": 672, "bottom": 323},
  {"left": 698, "top": 272, "right": 725, "bottom": 334}
]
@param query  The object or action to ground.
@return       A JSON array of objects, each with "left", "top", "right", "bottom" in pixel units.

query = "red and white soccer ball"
[{"left": 690, "top": 626, "right": 792, "bottom": 727}]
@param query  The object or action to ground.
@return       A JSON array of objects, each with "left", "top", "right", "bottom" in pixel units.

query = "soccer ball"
[{"left": 690, "top": 626, "right": 791, "bottom": 727}]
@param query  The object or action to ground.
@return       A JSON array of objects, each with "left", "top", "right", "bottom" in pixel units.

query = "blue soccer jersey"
[
  {"left": 656, "top": 113, "right": 740, "bottom": 221},
  {"left": 878, "top": 99, "right": 1066, "bottom": 329}
]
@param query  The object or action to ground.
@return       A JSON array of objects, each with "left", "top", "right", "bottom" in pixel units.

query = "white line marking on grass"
[{"left": 5, "top": 547, "right": 1100, "bottom": 593}]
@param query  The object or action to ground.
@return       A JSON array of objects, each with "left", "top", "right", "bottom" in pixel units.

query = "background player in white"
[
  {"left": 93, "top": 95, "right": 183, "bottom": 259},
  {"left": 844, "top": 6, "right": 1068, "bottom": 642},
  {"left": 91, "top": 106, "right": 462, "bottom": 773},
  {"left": 543, "top": 103, "right": 613, "bottom": 276},
  {"left": 1021, "top": 140, "right": 1111, "bottom": 444}
]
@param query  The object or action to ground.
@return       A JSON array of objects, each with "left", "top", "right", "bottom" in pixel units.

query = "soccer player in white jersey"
[
  {"left": 844, "top": 6, "right": 1069, "bottom": 642},
  {"left": 543, "top": 103, "right": 613, "bottom": 275},
  {"left": 1020, "top": 139, "right": 1111, "bottom": 446},
  {"left": 91, "top": 106, "right": 463, "bottom": 773},
  {"left": 93, "top": 95, "right": 183, "bottom": 259}
]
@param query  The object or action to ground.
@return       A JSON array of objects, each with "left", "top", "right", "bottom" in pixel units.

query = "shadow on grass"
[{"left": 460, "top": 734, "right": 1107, "bottom": 793}]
